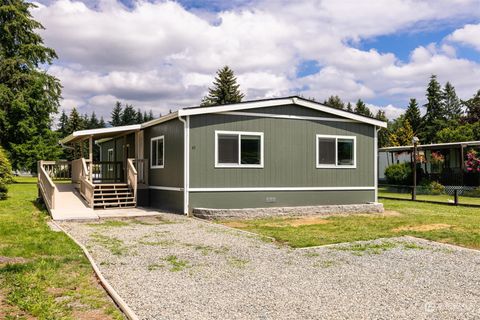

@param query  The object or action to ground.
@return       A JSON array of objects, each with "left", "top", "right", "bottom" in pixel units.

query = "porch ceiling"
[{"left": 60, "top": 124, "right": 141, "bottom": 145}]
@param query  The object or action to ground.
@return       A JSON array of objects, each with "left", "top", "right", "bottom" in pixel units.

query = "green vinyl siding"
[
  {"left": 143, "top": 118, "right": 184, "bottom": 188},
  {"left": 189, "top": 110, "right": 374, "bottom": 189},
  {"left": 189, "top": 190, "right": 374, "bottom": 209}
]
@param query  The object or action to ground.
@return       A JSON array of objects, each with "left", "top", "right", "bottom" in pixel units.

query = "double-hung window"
[
  {"left": 151, "top": 136, "right": 164, "bottom": 169},
  {"left": 316, "top": 135, "right": 356, "bottom": 168},
  {"left": 107, "top": 148, "right": 114, "bottom": 171},
  {"left": 215, "top": 131, "right": 263, "bottom": 168}
]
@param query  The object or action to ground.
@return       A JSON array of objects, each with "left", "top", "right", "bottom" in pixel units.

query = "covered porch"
[{"left": 38, "top": 125, "right": 150, "bottom": 220}]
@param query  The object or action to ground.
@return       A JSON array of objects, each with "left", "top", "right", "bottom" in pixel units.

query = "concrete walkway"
[{"left": 51, "top": 183, "right": 161, "bottom": 220}]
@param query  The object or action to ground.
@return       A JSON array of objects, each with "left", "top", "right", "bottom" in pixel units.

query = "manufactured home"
[{"left": 38, "top": 96, "right": 387, "bottom": 220}]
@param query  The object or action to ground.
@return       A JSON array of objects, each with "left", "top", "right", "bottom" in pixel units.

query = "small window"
[
  {"left": 215, "top": 131, "right": 263, "bottom": 167},
  {"left": 151, "top": 136, "right": 164, "bottom": 169},
  {"left": 316, "top": 135, "right": 356, "bottom": 168}
]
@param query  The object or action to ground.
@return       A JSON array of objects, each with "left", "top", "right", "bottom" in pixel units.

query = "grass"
[
  {"left": 164, "top": 255, "right": 190, "bottom": 272},
  {"left": 332, "top": 241, "right": 398, "bottom": 255},
  {"left": 0, "top": 177, "right": 123, "bottom": 319},
  {"left": 379, "top": 187, "right": 480, "bottom": 205},
  {"left": 91, "top": 233, "right": 128, "bottom": 255},
  {"left": 219, "top": 199, "right": 480, "bottom": 249}
]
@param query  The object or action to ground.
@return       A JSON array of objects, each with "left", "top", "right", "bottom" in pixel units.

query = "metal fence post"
[{"left": 454, "top": 189, "right": 459, "bottom": 206}]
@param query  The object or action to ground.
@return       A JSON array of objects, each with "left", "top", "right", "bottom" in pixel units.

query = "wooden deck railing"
[
  {"left": 79, "top": 158, "right": 94, "bottom": 208},
  {"left": 127, "top": 158, "right": 138, "bottom": 205},
  {"left": 37, "top": 161, "right": 56, "bottom": 210},
  {"left": 41, "top": 160, "right": 72, "bottom": 180},
  {"left": 133, "top": 159, "right": 148, "bottom": 184}
]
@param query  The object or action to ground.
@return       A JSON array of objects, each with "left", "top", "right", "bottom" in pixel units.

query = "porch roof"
[
  {"left": 60, "top": 124, "right": 141, "bottom": 144},
  {"left": 379, "top": 140, "right": 480, "bottom": 152}
]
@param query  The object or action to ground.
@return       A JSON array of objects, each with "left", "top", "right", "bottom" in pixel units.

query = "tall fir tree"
[
  {"left": 324, "top": 95, "right": 345, "bottom": 110},
  {"left": 201, "top": 66, "right": 244, "bottom": 106},
  {"left": 346, "top": 102, "right": 353, "bottom": 112},
  {"left": 98, "top": 116, "right": 106, "bottom": 128},
  {"left": 404, "top": 98, "right": 422, "bottom": 134},
  {"left": 147, "top": 110, "right": 154, "bottom": 121},
  {"left": 66, "top": 108, "right": 84, "bottom": 133},
  {"left": 0, "top": 0, "right": 62, "bottom": 171},
  {"left": 57, "top": 110, "right": 69, "bottom": 138},
  {"left": 462, "top": 90, "right": 480, "bottom": 124},
  {"left": 121, "top": 104, "right": 137, "bottom": 125},
  {"left": 442, "top": 82, "right": 462, "bottom": 121},
  {"left": 88, "top": 112, "right": 99, "bottom": 129},
  {"left": 354, "top": 99, "right": 373, "bottom": 117},
  {"left": 421, "top": 75, "right": 446, "bottom": 143},
  {"left": 110, "top": 101, "right": 123, "bottom": 127},
  {"left": 374, "top": 110, "right": 390, "bottom": 147},
  {"left": 136, "top": 108, "right": 144, "bottom": 124}
]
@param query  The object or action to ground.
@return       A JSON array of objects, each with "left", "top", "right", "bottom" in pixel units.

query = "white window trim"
[
  {"left": 316, "top": 134, "right": 356, "bottom": 169},
  {"left": 107, "top": 148, "right": 114, "bottom": 171},
  {"left": 150, "top": 135, "right": 165, "bottom": 169},
  {"left": 215, "top": 130, "right": 264, "bottom": 168}
]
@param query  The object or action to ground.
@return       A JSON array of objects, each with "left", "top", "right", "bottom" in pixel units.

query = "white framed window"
[
  {"left": 215, "top": 130, "right": 264, "bottom": 168},
  {"left": 316, "top": 134, "right": 356, "bottom": 168},
  {"left": 151, "top": 136, "right": 165, "bottom": 169},
  {"left": 107, "top": 148, "right": 114, "bottom": 171}
]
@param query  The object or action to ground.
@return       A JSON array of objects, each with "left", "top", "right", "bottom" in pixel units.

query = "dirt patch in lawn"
[
  {"left": 393, "top": 223, "right": 452, "bottom": 232},
  {"left": 267, "top": 217, "right": 331, "bottom": 227},
  {"left": 0, "top": 256, "right": 28, "bottom": 265}
]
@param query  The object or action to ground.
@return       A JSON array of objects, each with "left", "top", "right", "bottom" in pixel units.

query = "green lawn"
[
  {"left": 379, "top": 187, "right": 480, "bottom": 205},
  {"left": 0, "top": 177, "right": 123, "bottom": 319},
  {"left": 220, "top": 199, "right": 480, "bottom": 249}
]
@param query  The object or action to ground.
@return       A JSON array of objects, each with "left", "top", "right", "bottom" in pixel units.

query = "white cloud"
[
  {"left": 31, "top": 0, "right": 480, "bottom": 121},
  {"left": 448, "top": 23, "right": 480, "bottom": 51}
]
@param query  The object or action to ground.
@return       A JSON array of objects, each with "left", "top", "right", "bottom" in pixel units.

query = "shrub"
[
  {"left": 420, "top": 181, "right": 445, "bottom": 195},
  {"left": 463, "top": 187, "right": 480, "bottom": 198},
  {"left": 384, "top": 163, "right": 412, "bottom": 185},
  {"left": 0, "top": 146, "right": 13, "bottom": 200}
]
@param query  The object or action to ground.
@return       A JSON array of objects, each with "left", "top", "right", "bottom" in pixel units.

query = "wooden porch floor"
[{"left": 50, "top": 183, "right": 160, "bottom": 221}]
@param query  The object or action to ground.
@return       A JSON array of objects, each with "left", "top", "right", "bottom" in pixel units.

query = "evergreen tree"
[
  {"left": 136, "top": 108, "right": 144, "bottom": 124},
  {"left": 462, "top": 90, "right": 480, "bottom": 124},
  {"left": 375, "top": 110, "right": 390, "bottom": 147},
  {"left": 346, "top": 102, "right": 353, "bottom": 112},
  {"left": 121, "top": 104, "right": 137, "bottom": 125},
  {"left": 442, "top": 82, "right": 462, "bottom": 121},
  {"left": 110, "top": 101, "right": 123, "bottom": 126},
  {"left": 147, "top": 110, "right": 154, "bottom": 121},
  {"left": 354, "top": 99, "right": 373, "bottom": 117},
  {"left": 98, "top": 116, "right": 106, "bottom": 128},
  {"left": 324, "top": 95, "right": 345, "bottom": 110},
  {"left": 201, "top": 66, "right": 244, "bottom": 106},
  {"left": 404, "top": 98, "right": 422, "bottom": 134},
  {"left": 88, "top": 112, "right": 99, "bottom": 129},
  {"left": 57, "top": 110, "right": 69, "bottom": 138},
  {"left": 66, "top": 108, "right": 85, "bottom": 133},
  {"left": 0, "top": 0, "right": 62, "bottom": 171},
  {"left": 421, "top": 75, "right": 446, "bottom": 143}
]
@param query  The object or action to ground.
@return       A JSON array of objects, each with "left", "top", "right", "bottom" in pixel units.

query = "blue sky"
[{"left": 33, "top": 0, "right": 480, "bottom": 120}]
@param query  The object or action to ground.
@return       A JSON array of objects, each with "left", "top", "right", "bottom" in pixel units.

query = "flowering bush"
[
  {"left": 465, "top": 149, "right": 480, "bottom": 173},
  {"left": 430, "top": 151, "right": 444, "bottom": 164}
]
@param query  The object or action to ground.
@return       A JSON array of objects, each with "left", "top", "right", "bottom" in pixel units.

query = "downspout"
[
  {"left": 178, "top": 115, "right": 190, "bottom": 215},
  {"left": 374, "top": 126, "right": 381, "bottom": 203}
]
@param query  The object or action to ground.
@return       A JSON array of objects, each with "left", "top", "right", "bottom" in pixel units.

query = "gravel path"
[{"left": 59, "top": 214, "right": 480, "bottom": 320}]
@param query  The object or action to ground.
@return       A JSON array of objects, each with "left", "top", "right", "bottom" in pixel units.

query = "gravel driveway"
[{"left": 59, "top": 214, "right": 480, "bottom": 320}]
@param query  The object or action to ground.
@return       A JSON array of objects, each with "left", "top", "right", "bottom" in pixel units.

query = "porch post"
[
  {"left": 88, "top": 135, "right": 93, "bottom": 182},
  {"left": 80, "top": 139, "right": 84, "bottom": 158}
]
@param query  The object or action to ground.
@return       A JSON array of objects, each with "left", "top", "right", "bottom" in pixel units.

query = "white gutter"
[{"left": 178, "top": 115, "right": 190, "bottom": 215}]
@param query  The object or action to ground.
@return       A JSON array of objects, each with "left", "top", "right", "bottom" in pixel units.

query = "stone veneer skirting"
[{"left": 193, "top": 203, "right": 384, "bottom": 220}]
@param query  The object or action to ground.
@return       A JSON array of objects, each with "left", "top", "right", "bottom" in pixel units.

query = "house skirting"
[{"left": 193, "top": 202, "right": 384, "bottom": 220}]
